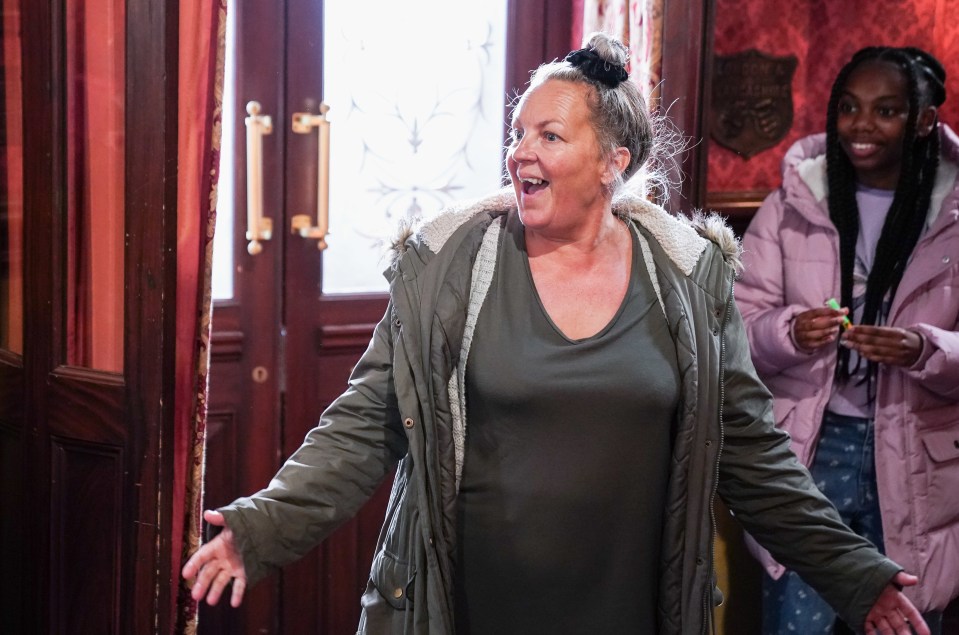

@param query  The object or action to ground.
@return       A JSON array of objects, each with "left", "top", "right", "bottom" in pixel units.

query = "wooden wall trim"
[
  {"left": 316, "top": 323, "right": 377, "bottom": 351},
  {"left": 659, "top": 0, "right": 716, "bottom": 214},
  {"left": 123, "top": 0, "right": 179, "bottom": 632},
  {"left": 211, "top": 329, "right": 245, "bottom": 361}
]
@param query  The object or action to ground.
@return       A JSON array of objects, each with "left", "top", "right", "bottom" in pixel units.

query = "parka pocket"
[
  {"left": 357, "top": 536, "right": 417, "bottom": 632},
  {"left": 366, "top": 457, "right": 418, "bottom": 611},
  {"left": 359, "top": 573, "right": 411, "bottom": 634},
  {"left": 369, "top": 548, "right": 415, "bottom": 610},
  {"left": 919, "top": 425, "right": 959, "bottom": 530}
]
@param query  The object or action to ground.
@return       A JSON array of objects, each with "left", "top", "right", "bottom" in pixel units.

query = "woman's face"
[
  {"left": 835, "top": 60, "right": 912, "bottom": 190},
  {"left": 506, "top": 80, "right": 618, "bottom": 234}
]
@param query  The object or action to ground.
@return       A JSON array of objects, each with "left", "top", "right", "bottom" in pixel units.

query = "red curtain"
[
  {"left": 576, "top": 0, "right": 664, "bottom": 102},
  {"left": 173, "top": 1, "right": 227, "bottom": 632}
]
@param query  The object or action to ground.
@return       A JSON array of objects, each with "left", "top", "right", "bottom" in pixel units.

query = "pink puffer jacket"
[{"left": 736, "top": 127, "right": 959, "bottom": 612}]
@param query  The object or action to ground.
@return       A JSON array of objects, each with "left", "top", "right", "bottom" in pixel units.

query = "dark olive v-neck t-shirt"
[{"left": 454, "top": 213, "right": 680, "bottom": 634}]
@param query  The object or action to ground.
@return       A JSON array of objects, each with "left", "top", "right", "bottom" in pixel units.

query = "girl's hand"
[
  {"left": 791, "top": 306, "right": 849, "bottom": 351},
  {"left": 841, "top": 325, "right": 923, "bottom": 367}
]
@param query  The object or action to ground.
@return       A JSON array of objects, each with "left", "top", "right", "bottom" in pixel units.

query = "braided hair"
[{"left": 826, "top": 46, "right": 946, "bottom": 384}]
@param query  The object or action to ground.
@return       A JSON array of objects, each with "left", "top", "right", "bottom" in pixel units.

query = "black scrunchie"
[{"left": 565, "top": 47, "right": 629, "bottom": 88}]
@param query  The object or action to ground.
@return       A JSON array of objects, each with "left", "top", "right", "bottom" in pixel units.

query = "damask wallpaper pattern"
[{"left": 709, "top": 0, "right": 959, "bottom": 193}]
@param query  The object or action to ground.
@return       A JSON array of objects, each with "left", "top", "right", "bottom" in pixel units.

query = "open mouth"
[
  {"left": 845, "top": 141, "right": 881, "bottom": 158},
  {"left": 521, "top": 177, "right": 549, "bottom": 195}
]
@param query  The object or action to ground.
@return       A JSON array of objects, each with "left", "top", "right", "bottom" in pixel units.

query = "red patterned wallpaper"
[{"left": 708, "top": 0, "right": 959, "bottom": 193}]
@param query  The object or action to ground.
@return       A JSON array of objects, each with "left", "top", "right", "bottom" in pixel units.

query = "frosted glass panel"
[
  {"left": 323, "top": 0, "right": 508, "bottom": 294},
  {"left": 212, "top": 2, "right": 236, "bottom": 301}
]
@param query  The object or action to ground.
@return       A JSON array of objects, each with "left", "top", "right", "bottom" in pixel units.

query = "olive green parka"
[{"left": 220, "top": 190, "right": 900, "bottom": 634}]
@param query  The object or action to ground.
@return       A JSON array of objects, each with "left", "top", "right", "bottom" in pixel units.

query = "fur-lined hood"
[{"left": 389, "top": 187, "right": 742, "bottom": 275}]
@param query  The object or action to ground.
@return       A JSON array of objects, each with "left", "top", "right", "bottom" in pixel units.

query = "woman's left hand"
[
  {"left": 840, "top": 325, "right": 923, "bottom": 367},
  {"left": 863, "top": 572, "right": 929, "bottom": 635}
]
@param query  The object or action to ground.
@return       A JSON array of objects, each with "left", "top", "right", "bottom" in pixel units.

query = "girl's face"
[{"left": 836, "top": 60, "right": 915, "bottom": 190}]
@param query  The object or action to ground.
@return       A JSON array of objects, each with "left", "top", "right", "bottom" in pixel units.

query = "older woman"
[{"left": 184, "top": 33, "right": 928, "bottom": 635}]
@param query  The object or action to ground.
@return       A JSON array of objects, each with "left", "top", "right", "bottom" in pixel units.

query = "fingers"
[
  {"left": 864, "top": 576, "right": 929, "bottom": 635},
  {"left": 896, "top": 602, "right": 929, "bottom": 635},
  {"left": 203, "top": 509, "right": 226, "bottom": 527},
  {"left": 841, "top": 327, "right": 921, "bottom": 366},
  {"left": 189, "top": 545, "right": 221, "bottom": 602},
  {"left": 183, "top": 510, "right": 228, "bottom": 579},
  {"left": 793, "top": 307, "right": 847, "bottom": 350},
  {"left": 181, "top": 543, "right": 209, "bottom": 580},
  {"left": 866, "top": 615, "right": 914, "bottom": 635},
  {"left": 893, "top": 571, "right": 919, "bottom": 588},
  {"left": 182, "top": 511, "right": 248, "bottom": 607},
  {"left": 205, "top": 566, "right": 235, "bottom": 606},
  {"left": 231, "top": 577, "right": 247, "bottom": 608}
]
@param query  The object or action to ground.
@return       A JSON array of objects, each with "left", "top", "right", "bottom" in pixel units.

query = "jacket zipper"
[{"left": 702, "top": 274, "right": 735, "bottom": 635}]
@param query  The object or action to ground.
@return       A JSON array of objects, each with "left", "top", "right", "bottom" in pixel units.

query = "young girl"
[{"left": 737, "top": 46, "right": 959, "bottom": 635}]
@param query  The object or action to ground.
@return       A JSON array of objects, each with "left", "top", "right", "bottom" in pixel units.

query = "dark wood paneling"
[
  {"left": 0, "top": 351, "right": 21, "bottom": 423},
  {"left": 21, "top": 0, "right": 56, "bottom": 626},
  {"left": 18, "top": 0, "right": 179, "bottom": 632},
  {"left": 50, "top": 439, "right": 122, "bottom": 634},
  {"left": 210, "top": 329, "right": 245, "bottom": 361},
  {"left": 316, "top": 322, "right": 377, "bottom": 351},
  {"left": 199, "top": 0, "right": 285, "bottom": 631},
  {"left": 48, "top": 367, "right": 125, "bottom": 442},
  {"left": 659, "top": 0, "right": 716, "bottom": 213},
  {"left": 197, "top": 410, "right": 247, "bottom": 635},
  {"left": 0, "top": 420, "right": 23, "bottom": 633},
  {"left": 124, "top": 0, "right": 180, "bottom": 631},
  {"left": 204, "top": 302, "right": 282, "bottom": 635}
]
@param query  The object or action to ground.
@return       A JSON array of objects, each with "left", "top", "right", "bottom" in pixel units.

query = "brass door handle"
[
  {"left": 244, "top": 101, "right": 273, "bottom": 255},
  {"left": 290, "top": 103, "right": 331, "bottom": 250}
]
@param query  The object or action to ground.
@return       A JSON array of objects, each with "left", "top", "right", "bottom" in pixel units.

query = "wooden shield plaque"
[{"left": 710, "top": 50, "right": 798, "bottom": 158}]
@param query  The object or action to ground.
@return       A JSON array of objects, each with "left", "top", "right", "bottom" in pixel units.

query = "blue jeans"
[{"left": 761, "top": 412, "right": 942, "bottom": 635}]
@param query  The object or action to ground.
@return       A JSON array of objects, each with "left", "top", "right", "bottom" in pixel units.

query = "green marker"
[{"left": 826, "top": 298, "right": 852, "bottom": 329}]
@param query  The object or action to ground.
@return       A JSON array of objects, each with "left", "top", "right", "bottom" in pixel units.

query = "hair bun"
[{"left": 565, "top": 32, "right": 629, "bottom": 88}]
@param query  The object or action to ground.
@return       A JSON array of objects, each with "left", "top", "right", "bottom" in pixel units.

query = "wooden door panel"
[
  {"left": 200, "top": 0, "right": 285, "bottom": 632},
  {"left": 284, "top": 300, "right": 388, "bottom": 633},
  {"left": 283, "top": 311, "right": 390, "bottom": 633},
  {"left": 0, "top": 356, "right": 24, "bottom": 633},
  {"left": 51, "top": 438, "right": 123, "bottom": 634},
  {"left": 48, "top": 370, "right": 125, "bottom": 441},
  {"left": 12, "top": 0, "right": 180, "bottom": 632},
  {"left": 202, "top": 325, "right": 281, "bottom": 635},
  {"left": 47, "top": 372, "right": 126, "bottom": 632}
]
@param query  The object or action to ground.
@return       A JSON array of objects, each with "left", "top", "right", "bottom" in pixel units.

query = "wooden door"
[
  {"left": 202, "top": 2, "right": 572, "bottom": 633},
  {"left": 1, "top": 1, "right": 180, "bottom": 633}
]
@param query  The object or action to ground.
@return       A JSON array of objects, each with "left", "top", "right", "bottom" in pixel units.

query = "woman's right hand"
[
  {"left": 182, "top": 509, "right": 248, "bottom": 607},
  {"left": 791, "top": 305, "right": 848, "bottom": 352}
]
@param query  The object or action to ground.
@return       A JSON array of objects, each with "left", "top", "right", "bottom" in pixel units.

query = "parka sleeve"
[
  {"left": 218, "top": 304, "right": 407, "bottom": 586},
  {"left": 736, "top": 190, "right": 818, "bottom": 376},
  {"left": 716, "top": 294, "right": 901, "bottom": 630},
  {"left": 904, "top": 322, "right": 959, "bottom": 399}
]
